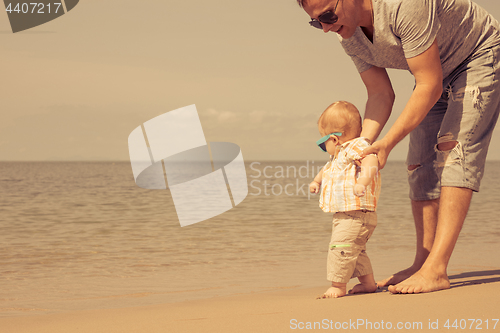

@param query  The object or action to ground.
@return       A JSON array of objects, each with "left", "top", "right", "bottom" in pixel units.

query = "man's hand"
[{"left": 361, "top": 139, "right": 392, "bottom": 169}]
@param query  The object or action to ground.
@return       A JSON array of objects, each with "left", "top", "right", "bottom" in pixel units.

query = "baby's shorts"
[{"left": 327, "top": 210, "right": 377, "bottom": 284}]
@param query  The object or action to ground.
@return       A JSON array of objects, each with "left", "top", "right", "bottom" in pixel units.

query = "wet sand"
[{"left": 2, "top": 269, "right": 499, "bottom": 333}]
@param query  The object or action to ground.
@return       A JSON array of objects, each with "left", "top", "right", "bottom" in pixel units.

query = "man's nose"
[{"left": 321, "top": 23, "right": 333, "bottom": 33}]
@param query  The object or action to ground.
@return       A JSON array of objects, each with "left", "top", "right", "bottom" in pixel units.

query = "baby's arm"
[
  {"left": 354, "top": 154, "right": 379, "bottom": 197},
  {"left": 309, "top": 169, "right": 323, "bottom": 194}
]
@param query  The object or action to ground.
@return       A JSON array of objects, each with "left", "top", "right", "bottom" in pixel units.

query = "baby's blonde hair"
[{"left": 318, "top": 101, "right": 362, "bottom": 138}]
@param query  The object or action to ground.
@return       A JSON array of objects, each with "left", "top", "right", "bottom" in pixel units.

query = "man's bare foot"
[
  {"left": 317, "top": 286, "right": 347, "bottom": 299},
  {"left": 377, "top": 266, "right": 419, "bottom": 288},
  {"left": 349, "top": 281, "right": 377, "bottom": 294},
  {"left": 388, "top": 269, "right": 450, "bottom": 294}
]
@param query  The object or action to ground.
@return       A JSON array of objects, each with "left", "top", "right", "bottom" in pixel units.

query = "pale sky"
[{"left": 1, "top": 0, "right": 499, "bottom": 161}]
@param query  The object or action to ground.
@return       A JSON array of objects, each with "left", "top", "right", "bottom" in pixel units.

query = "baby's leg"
[
  {"left": 349, "top": 273, "right": 377, "bottom": 294},
  {"left": 317, "top": 281, "right": 347, "bottom": 299}
]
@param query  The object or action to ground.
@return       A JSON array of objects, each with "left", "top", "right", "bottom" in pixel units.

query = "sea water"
[{"left": 1, "top": 161, "right": 499, "bottom": 316}]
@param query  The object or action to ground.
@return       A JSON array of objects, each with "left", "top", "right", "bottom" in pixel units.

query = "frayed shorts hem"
[
  {"left": 410, "top": 182, "right": 479, "bottom": 201},
  {"left": 410, "top": 193, "right": 441, "bottom": 201},
  {"left": 440, "top": 182, "right": 479, "bottom": 192}
]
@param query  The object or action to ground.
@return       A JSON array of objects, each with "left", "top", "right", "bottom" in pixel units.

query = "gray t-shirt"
[{"left": 340, "top": 0, "right": 500, "bottom": 78}]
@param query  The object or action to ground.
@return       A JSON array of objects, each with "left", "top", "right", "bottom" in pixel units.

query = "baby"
[{"left": 309, "top": 101, "right": 381, "bottom": 298}]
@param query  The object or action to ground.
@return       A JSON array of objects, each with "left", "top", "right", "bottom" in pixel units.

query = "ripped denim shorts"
[{"left": 407, "top": 45, "right": 500, "bottom": 200}]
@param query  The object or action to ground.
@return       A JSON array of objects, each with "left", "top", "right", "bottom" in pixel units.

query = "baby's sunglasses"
[
  {"left": 316, "top": 132, "right": 342, "bottom": 152},
  {"left": 309, "top": 0, "right": 340, "bottom": 29}
]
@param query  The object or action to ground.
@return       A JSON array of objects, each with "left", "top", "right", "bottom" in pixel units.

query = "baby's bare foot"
[
  {"left": 317, "top": 286, "right": 347, "bottom": 299},
  {"left": 349, "top": 282, "right": 377, "bottom": 294}
]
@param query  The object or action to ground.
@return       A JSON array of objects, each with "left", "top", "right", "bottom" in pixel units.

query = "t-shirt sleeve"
[
  {"left": 340, "top": 40, "right": 374, "bottom": 73},
  {"left": 346, "top": 138, "right": 371, "bottom": 162},
  {"left": 393, "top": 0, "right": 441, "bottom": 59},
  {"left": 349, "top": 53, "right": 373, "bottom": 74}
]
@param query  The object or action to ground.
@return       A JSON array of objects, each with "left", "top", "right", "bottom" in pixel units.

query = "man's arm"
[
  {"left": 362, "top": 39, "right": 443, "bottom": 168},
  {"left": 359, "top": 66, "right": 396, "bottom": 143}
]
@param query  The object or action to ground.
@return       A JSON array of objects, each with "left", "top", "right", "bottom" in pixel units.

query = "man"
[{"left": 296, "top": 0, "right": 500, "bottom": 293}]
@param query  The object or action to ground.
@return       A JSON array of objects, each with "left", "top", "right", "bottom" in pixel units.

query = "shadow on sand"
[
  {"left": 449, "top": 269, "right": 500, "bottom": 289},
  {"left": 372, "top": 269, "right": 500, "bottom": 294}
]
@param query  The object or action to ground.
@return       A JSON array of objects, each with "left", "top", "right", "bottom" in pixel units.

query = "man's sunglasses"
[
  {"left": 316, "top": 132, "right": 342, "bottom": 152},
  {"left": 309, "top": 0, "right": 340, "bottom": 29}
]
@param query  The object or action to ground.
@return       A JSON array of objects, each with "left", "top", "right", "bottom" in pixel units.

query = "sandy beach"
[
  {"left": 2, "top": 162, "right": 499, "bottom": 332},
  {"left": 2, "top": 269, "right": 499, "bottom": 333},
  {"left": 2, "top": 0, "right": 500, "bottom": 330}
]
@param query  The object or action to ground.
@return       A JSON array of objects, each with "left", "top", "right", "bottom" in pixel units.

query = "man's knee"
[
  {"left": 436, "top": 140, "right": 458, "bottom": 151},
  {"left": 436, "top": 132, "right": 458, "bottom": 152},
  {"left": 408, "top": 164, "right": 421, "bottom": 171},
  {"left": 434, "top": 133, "right": 463, "bottom": 168}
]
